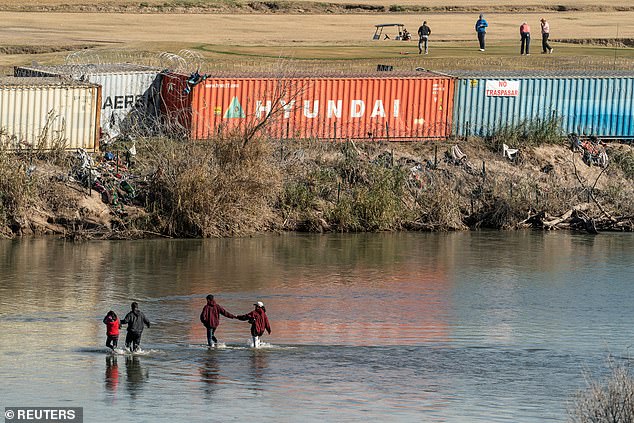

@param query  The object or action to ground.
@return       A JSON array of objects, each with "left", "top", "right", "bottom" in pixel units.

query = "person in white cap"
[{"left": 237, "top": 301, "right": 271, "bottom": 348}]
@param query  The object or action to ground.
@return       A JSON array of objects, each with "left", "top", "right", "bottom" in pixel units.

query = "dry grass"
[
  {"left": 0, "top": 9, "right": 632, "bottom": 73},
  {"left": 569, "top": 361, "right": 634, "bottom": 423},
  {"left": 0, "top": 0, "right": 633, "bottom": 8},
  {"left": 138, "top": 134, "right": 282, "bottom": 237},
  {"left": 0, "top": 148, "right": 36, "bottom": 237},
  {"left": 1, "top": 11, "right": 632, "bottom": 46}
]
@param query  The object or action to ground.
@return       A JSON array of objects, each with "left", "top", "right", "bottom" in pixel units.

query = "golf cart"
[{"left": 372, "top": 23, "right": 409, "bottom": 41}]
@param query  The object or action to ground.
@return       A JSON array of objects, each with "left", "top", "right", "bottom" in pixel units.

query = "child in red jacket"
[{"left": 103, "top": 310, "right": 121, "bottom": 350}]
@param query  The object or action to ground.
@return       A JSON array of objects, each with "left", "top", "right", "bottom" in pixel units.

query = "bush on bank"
[
  {"left": 1, "top": 130, "right": 633, "bottom": 239},
  {"left": 569, "top": 361, "right": 634, "bottom": 423},
  {"left": 0, "top": 149, "right": 34, "bottom": 237},
  {"left": 136, "top": 132, "right": 281, "bottom": 237}
]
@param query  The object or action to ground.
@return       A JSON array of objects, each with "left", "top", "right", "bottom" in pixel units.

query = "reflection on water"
[
  {"left": 124, "top": 356, "right": 149, "bottom": 399},
  {"left": 199, "top": 353, "right": 220, "bottom": 399},
  {"left": 1, "top": 232, "right": 633, "bottom": 422},
  {"left": 105, "top": 355, "right": 120, "bottom": 395},
  {"left": 248, "top": 350, "right": 269, "bottom": 390}
]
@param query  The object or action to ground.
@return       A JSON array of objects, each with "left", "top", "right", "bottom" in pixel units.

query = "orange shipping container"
[{"left": 161, "top": 73, "right": 455, "bottom": 140}]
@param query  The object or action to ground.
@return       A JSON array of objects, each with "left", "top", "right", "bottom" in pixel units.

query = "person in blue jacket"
[{"left": 475, "top": 14, "right": 488, "bottom": 51}]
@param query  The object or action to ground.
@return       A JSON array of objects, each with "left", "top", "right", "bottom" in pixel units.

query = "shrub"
[
  {"left": 139, "top": 133, "right": 281, "bottom": 237},
  {"left": 569, "top": 361, "right": 634, "bottom": 423},
  {"left": 486, "top": 116, "right": 564, "bottom": 153},
  {"left": 326, "top": 166, "right": 407, "bottom": 232},
  {"left": 0, "top": 148, "right": 36, "bottom": 237},
  {"left": 609, "top": 147, "right": 634, "bottom": 180},
  {"left": 412, "top": 178, "right": 467, "bottom": 230}
]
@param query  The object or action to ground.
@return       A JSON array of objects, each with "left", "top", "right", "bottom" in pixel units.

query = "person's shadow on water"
[
  {"left": 105, "top": 355, "right": 119, "bottom": 396},
  {"left": 199, "top": 352, "right": 220, "bottom": 399},
  {"left": 125, "top": 355, "right": 149, "bottom": 399}
]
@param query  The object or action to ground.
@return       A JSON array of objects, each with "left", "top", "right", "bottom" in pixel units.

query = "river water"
[{"left": 1, "top": 232, "right": 633, "bottom": 422}]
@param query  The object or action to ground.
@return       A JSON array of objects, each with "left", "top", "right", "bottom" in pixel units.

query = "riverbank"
[{"left": 2, "top": 133, "right": 632, "bottom": 239}]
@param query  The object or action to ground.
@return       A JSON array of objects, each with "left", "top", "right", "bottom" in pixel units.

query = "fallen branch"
[{"left": 571, "top": 152, "right": 617, "bottom": 223}]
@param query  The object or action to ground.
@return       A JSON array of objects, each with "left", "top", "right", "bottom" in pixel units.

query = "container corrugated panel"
[
  {"left": 452, "top": 73, "right": 634, "bottom": 138},
  {"left": 160, "top": 72, "right": 193, "bottom": 135},
  {"left": 0, "top": 77, "right": 100, "bottom": 150},
  {"left": 15, "top": 64, "right": 162, "bottom": 140},
  {"left": 161, "top": 73, "right": 455, "bottom": 140}
]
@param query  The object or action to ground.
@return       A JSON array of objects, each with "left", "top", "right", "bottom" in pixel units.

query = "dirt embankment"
[
  {"left": 2, "top": 137, "right": 633, "bottom": 240},
  {"left": 2, "top": 2, "right": 634, "bottom": 14},
  {"left": 0, "top": 45, "right": 95, "bottom": 55},
  {"left": 554, "top": 38, "right": 634, "bottom": 48}
]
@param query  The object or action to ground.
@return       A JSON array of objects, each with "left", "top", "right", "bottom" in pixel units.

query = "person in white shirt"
[{"left": 540, "top": 18, "right": 553, "bottom": 54}]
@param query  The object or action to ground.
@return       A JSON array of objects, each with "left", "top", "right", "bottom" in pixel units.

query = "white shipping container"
[
  {"left": 15, "top": 64, "right": 162, "bottom": 141},
  {"left": 0, "top": 77, "right": 100, "bottom": 150}
]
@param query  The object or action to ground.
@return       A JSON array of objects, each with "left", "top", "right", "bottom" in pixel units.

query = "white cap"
[{"left": 254, "top": 301, "right": 264, "bottom": 307}]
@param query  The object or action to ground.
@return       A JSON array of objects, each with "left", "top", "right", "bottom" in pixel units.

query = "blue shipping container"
[{"left": 452, "top": 71, "right": 634, "bottom": 138}]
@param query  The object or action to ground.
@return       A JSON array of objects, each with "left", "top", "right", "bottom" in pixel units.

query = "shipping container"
[
  {"left": 15, "top": 63, "right": 162, "bottom": 141},
  {"left": 0, "top": 77, "right": 100, "bottom": 150},
  {"left": 451, "top": 71, "right": 634, "bottom": 138},
  {"left": 161, "top": 73, "right": 455, "bottom": 140}
]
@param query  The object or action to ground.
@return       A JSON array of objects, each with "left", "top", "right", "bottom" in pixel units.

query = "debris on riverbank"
[{"left": 1, "top": 135, "right": 632, "bottom": 240}]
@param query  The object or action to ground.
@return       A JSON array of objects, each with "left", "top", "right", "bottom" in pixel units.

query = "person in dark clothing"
[
  {"left": 103, "top": 310, "right": 121, "bottom": 350},
  {"left": 237, "top": 301, "right": 271, "bottom": 348},
  {"left": 120, "top": 302, "right": 151, "bottom": 352},
  {"left": 475, "top": 14, "right": 488, "bottom": 51},
  {"left": 540, "top": 18, "right": 553, "bottom": 54},
  {"left": 520, "top": 22, "right": 531, "bottom": 55},
  {"left": 200, "top": 294, "right": 236, "bottom": 346},
  {"left": 417, "top": 21, "right": 431, "bottom": 54}
]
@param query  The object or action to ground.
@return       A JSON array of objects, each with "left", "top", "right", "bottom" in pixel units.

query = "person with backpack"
[
  {"left": 418, "top": 21, "right": 431, "bottom": 54},
  {"left": 475, "top": 14, "right": 488, "bottom": 51}
]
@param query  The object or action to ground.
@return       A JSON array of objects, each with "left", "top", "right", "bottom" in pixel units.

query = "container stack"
[
  {"left": 15, "top": 63, "right": 162, "bottom": 142},
  {"left": 0, "top": 77, "right": 100, "bottom": 150},
  {"left": 451, "top": 70, "right": 634, "bottom": 139},
  {"left": 160, "top": 72, "right": 456, "bottom": 141}
]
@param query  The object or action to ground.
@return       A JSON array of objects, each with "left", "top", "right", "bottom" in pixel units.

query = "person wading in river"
[
  {"left": 200, "top": 294, "right": 236, "bottom": 347},
  {"left": 121, "top": 302, "right": 151, "bottom": 352},
  {"left": 102, "top": 310, "right": 121, "bottom": 351},
  {"left": 237, "top": 301, "right": 271, "bottom": 348}
]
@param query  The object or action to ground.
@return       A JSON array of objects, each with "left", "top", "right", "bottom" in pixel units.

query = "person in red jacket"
[
  {"left": 200, "top": 295, "right": 236, "bottom": 347},
  {"left": 103, "top": 310, "right": 121, "bottom": 350},
  {"left": 237, "top": 301, "right": 271, "bottom": 348}
]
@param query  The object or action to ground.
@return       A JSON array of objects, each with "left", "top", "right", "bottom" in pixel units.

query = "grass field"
[{"left": 0, "top": 3, "right": 632, "bottom": 73}]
